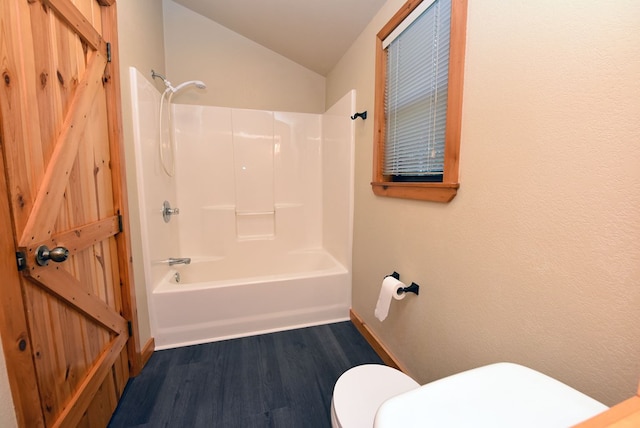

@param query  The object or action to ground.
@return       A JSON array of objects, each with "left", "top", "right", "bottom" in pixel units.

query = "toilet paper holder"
[{"left": 385, "top": 271, "right": 420, "bottom": 296}]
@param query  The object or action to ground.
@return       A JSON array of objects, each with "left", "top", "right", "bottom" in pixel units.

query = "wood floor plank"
[{"left": 108, "top": 321, "right": 385, "bottom": 427}]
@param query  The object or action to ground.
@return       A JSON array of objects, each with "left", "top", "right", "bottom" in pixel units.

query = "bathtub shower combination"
[{"left": 129, "top": 68, "right": 355, "bottom": 349}]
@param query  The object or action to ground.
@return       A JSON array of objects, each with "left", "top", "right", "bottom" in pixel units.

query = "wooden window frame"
[{"left": 371, "top": 0, "right": 468, "bottom": 203}]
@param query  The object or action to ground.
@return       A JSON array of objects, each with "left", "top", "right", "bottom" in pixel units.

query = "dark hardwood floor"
[{"left": 108, "top": 321, "right": 384, "bottom": 427}]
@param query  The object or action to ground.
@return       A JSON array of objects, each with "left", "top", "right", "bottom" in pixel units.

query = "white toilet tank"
[{"left": 374, "top": 362, "right": 608, "bottom": 428}]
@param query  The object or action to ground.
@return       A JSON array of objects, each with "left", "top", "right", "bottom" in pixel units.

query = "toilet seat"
[{"left": 331, "top": 364, "right": 419, "bottom": 428}]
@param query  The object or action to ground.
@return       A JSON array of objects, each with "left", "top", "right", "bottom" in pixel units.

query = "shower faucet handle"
[{"left": 162, "top": 200, "right": 179, "bottom": 223}]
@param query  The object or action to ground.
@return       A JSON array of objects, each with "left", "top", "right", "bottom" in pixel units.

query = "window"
[{"left": 372, "top": 0, "right": 468, "bottom": 202}]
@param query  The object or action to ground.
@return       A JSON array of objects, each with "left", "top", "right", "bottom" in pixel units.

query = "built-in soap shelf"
[
  {"left": 274, "top": 202, "right": 303, "bottom": 209},
  {"left": 235, "top": 211, "right": 275, "bottom": 216},
  {"left": 201, "top": 205, "right": 235, "bottom": 211},
  {"left": 201, "top": 203, "right": 303, "bottom": 211},
  {"left": 200, "top": 203, "right": 309, "bottom": 242}
]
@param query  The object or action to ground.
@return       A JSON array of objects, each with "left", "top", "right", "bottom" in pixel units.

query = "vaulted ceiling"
[{"left": 172, "top": 0, "right": 387, "bottom": 76}]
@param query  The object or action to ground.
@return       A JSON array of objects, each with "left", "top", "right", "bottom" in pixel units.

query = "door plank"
[
  {"left": 57, "top": 295, "right": 88, "bottom": 401},
  {"left": 42, "top": 0, "right": 103, "bottom": 51},
  {"left": 50, "top": 4, "right": 81, "bottom": 128},
  {"left": 113, "top": 347, "right": 129, "bottom": 398},
  {"left": 0, "top": 0, "right": 45, "bottom": 236},
  {"left": 28, "top": 0, "right": 63, "bottom": 167},
  {"left": 24, "top": 216, "right": 120, "bottom": 260},
  {"left": 18, "top": 49, "right": 107, "bottom": 247},
  {"left": 0, "top": 120, "right": 46, "bottom": 428},
  {"left": 100, "top": 0, "right": 142, "bottom": 375},
  {"left": 100, "top": 236, "right": 118, "bottom": 312},
  {"left": 24, "top": 285, "right": 67, "bottom": 425},
  {"left": 27, "top": 266, "right": 127, "bottom": 335},
  {"left": 79, "top": 376, "right": 118, "bottom": 428},
  {"left": 24, "top": 278, "right": 90, "bottom": 424},
  {"left": 52, "top": 332, "right": 127, "bottom": 428}
]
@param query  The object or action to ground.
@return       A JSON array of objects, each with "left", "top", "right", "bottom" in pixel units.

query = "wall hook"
[{"left": 351, "top": 111, "right": 367, "bottom": 120}]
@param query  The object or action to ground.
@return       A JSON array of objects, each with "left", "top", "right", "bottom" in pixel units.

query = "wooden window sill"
[{"left": 371, "top": 181, "right": 459, "bottom": 202}]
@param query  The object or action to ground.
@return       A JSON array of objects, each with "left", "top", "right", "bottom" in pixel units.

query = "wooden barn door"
[{"left": 0, "top": 0, "right": 139, "bottom": 426}]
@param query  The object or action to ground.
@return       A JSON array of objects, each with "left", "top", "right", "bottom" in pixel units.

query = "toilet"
[
  {"left": 331, "top": 362, "right": 608, "bottom": 428},
  {"left": 330, "top": 364, "right": 420, "bottom": 428}
]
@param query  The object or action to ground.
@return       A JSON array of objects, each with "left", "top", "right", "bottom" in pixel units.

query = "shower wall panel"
[
  {"left": 174, "top": 105, "right": 234, "bottom": 256},
  {"left": 129, "top": 68, "right": 179, "bottom": 287},
  {"left": 322, "top": 90, "right": 355, "bottom": 269},
  {"left": 172, "top": 105, "right": 324, "bottom": 259},
  {"left": 274, "top": 112, "right": 322, "bottom": 249},
  {"left": 232, "top": 110, "right": 275, "bottom": 214},
  {"left": 232, "top": 109, "right": 275, "bottom": 238}
]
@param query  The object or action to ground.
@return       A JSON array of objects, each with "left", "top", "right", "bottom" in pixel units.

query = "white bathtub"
[{"left": 151, "top": 249, "right": 351, "bottom": 349}]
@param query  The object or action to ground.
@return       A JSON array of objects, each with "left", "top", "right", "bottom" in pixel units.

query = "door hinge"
[
  {"left": 118, "top": 213, "right": 123, "bottom": 233},
  {"left": 127, "top": 321, "right": 133, "bottom": 336},
  {"left": 106, "top": 42, "right": 112, "bottom": 63},
  {"left": 16, "top": 251, "right": 26, "bottom": 271}
]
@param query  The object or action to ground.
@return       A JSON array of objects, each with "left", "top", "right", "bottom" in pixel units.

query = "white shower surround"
[{"left": 129, "top": 68, "right": 355, "bottom": 349}]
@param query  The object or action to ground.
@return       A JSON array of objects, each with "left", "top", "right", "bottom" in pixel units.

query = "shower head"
[{"left": 171, "top": 80, "right": 207, "bottom": 93}]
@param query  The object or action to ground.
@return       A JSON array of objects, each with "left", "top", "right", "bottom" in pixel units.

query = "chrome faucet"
[
  {"left": 162, "top": 201, "right": 179, "bottom": 223},
  {"left": 167, "top": 257, "right": 191, "bottom": 266}
]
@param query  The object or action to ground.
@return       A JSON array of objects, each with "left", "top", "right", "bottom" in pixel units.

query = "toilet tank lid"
[{"left": 373, "top": 362, "right": 608, "bottom": 428}]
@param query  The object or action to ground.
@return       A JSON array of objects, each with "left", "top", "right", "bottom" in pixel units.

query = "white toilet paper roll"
[{"left": 374, "top": 276, "right": 407, "bottom": 322}]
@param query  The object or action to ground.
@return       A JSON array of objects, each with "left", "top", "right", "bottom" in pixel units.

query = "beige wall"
[
  {"left": 328, "top": 0, "right": 640, "bottom": 406},
  {"left": 0, "top": 341, "right": 16, "bottom": 427},
  {"left": 117, "top": 0, "right": 167, "bottom": 345},
  {"left": 162, "top": 0, "right": 326, "bottom": 113}
]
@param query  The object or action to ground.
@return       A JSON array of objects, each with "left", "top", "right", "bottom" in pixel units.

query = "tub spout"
[{"left": 167, "top": 257, "right": 191, "bottom": 266}]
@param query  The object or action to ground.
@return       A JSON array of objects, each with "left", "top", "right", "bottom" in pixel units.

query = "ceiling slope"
[{"left": 172, "top": 0, "right": 387, "bottom": 76}]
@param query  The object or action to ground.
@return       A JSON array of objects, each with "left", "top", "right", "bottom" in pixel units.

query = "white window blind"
[{"left": 383, "top": 0, "right": 451, "bottom": 178}]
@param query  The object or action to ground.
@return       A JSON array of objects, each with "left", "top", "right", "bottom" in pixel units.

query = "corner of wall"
[
  {"left": 0, "top": 338, "right": 17, "bottom": 428},
  {"left": 117, "top": 0, "right": 168, "bottom": 344}
]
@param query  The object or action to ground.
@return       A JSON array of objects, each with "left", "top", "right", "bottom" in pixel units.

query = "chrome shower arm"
[
  {"left": 151, "top": 69, "right": 172, "bottom": 89},
  {"left": 167, "top": 257, "right": 191, "bottom": 266}
]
